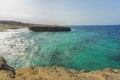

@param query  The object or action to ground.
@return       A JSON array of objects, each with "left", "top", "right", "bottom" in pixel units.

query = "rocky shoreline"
[
  {"left": 0, "top": 21, "right": 120, "bottom": 80},
  {"left": 0, "top": 21, "right": 71, "bottom": 32},
  {"left": 0, "top": 66, "right": 120, "bottom": 80},
  {"left": 0, "top": 56, "right": 120, "bottom": 80}
]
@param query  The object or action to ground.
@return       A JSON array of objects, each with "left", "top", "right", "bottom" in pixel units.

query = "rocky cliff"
[
  {"left": 0, "top": 56, "right": 120, "bottom": 80},
  {"left": 0, "top": 66, "right": 120, "bottom": 80}
]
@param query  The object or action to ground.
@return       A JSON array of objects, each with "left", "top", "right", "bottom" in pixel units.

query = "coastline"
[
  {"left": 0, "top": 21, "right": 71, "bottom": 32},
  {"left": 0, "top": 66, "right": 120, "bottom": 80},
  {"left": 0, "top": 25, "right": 71, "bottom": 32},
  {"left": 0, "top": 21, "right": 120, "bottom": 80}
]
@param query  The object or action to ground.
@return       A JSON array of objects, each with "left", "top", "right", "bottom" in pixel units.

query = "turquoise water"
[{"left": 0, "top": 25, "right": 120, "bottom": 71}]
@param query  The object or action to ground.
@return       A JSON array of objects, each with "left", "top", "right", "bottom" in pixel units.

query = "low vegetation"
[{"left": 0, "top": 21, "right": 29, "bottom": 31}]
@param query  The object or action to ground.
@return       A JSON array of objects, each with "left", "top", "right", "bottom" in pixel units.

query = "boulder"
[{"left": 0, "top": 56, "right": 15, "bottom": 78}]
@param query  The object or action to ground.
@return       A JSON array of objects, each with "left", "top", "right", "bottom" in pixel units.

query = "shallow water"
[{"left": 0, "top": 25, "right": 120, "bottom": 71}]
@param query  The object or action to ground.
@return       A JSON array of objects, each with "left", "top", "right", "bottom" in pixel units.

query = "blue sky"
[{"left": 0, "top": 0, "right": 120, "bottom": 25}]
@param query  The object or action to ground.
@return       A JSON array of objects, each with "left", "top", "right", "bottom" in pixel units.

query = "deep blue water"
[{"left": 0, "top": 25, "right": 120, "bottom": 71}]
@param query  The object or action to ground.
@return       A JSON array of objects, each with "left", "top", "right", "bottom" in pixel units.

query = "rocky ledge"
[
  {"left": 0, "top": 67, "right": 120, "bottom": 80},
  {"left": 29, "top": 26, "right": 71, "bottom": 32},
  {"left": 0, "top": 56, "right": 120, "bottom": 80}
]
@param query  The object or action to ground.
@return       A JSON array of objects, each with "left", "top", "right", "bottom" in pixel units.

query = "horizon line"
[{"left": 0, "top": 20, "right": 120, "bottom": 26}]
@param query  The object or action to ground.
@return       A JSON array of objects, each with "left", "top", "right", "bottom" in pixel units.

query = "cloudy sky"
[{"left": 0, "top": 0, "right": 120, "bottom": 25}]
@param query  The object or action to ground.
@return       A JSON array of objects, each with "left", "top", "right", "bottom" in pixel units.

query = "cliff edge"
[
  {"left": 0, "top": 56, "right": 120, "bottom": 80},
  {"left": 0, "top": 66, "right": 120, "bottom": 80}
]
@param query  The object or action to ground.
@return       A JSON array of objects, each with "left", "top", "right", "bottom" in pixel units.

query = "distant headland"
[{"left": 0, "top": 20, "right": 71, "bottom": 32}]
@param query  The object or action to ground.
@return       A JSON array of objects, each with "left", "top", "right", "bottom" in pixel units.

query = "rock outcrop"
[
  {"left": 0, "top": 56, "right": 15, "bottom": 79},
  {"left": 29, "top": 26, "right": 71, "bottom": 32},
  {"left": 0, "top": 66, "right": 119, "bottom": 80}
]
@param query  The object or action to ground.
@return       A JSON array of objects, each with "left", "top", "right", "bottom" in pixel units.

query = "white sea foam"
[
  {"left": 0, "top": 28, "right": 29, "bottom": 39},
  {"left": 0, "top": 32, "right": 16, "bottom": 41},
  {"left": 0, "top": 29, "right": 32, "bottom": 68},
  {"left": 7, "top": 28, "right": 29, "bottom": 32}
]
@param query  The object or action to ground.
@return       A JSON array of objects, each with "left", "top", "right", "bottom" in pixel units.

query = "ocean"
[{"left": 0, "top": 25, "right": 120, "bottom": 71}]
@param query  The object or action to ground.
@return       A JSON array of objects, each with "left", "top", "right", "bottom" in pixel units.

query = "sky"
[{"left": 0, "top": 0, "right": 120, "bottom": 25}]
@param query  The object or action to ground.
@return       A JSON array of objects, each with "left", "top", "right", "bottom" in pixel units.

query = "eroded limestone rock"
[{"left": 0, "top": 56, "right": 15, "bottom": 78}]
